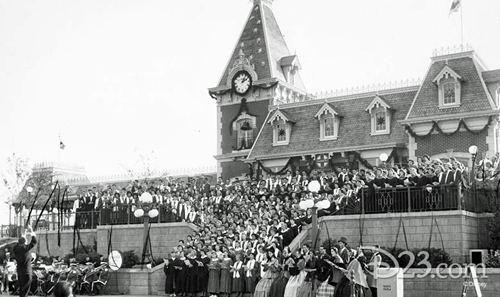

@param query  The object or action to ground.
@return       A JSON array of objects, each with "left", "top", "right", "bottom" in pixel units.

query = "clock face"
[{"left": 232, "top": 71, "right": 252, "bottom": 95}]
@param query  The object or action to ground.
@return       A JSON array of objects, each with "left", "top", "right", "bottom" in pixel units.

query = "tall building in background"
[{"left": 210, "top": 0, "right": 500, "bottom": 180}]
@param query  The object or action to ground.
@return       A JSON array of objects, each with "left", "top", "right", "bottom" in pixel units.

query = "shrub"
[
  {"left": 62, "top": 244, "right": 102, "bottom": 264},
  {"left": 321, "top": 238, "right": 338, "bottom": 251},
  {"left": 377, "top": 246, "right": 452, "bottom": 268},
  {"left": 486, "top": 210, "right": 500, "bottom": 250},
  {"left": 121, "top": 250, "right": 139, "bottom": 268},
  {"left": 485, "top": 254, "right": 500, "bottom": 268}
]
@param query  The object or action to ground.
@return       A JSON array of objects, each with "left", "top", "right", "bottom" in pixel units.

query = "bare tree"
[{"left": 0, "top": 153, "right": 32, "bottom": 207}]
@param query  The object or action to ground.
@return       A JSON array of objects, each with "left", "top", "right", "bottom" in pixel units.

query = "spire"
[
  {"left": 216, "top": 0, "right": 305, "bottom": 90},
  {"left": 253, "top": 0, "right": 273, "bottom": 6}
]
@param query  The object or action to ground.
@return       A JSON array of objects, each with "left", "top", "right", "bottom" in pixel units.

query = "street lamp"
[
  {"left": 23, "top": 186, "right": 34, "bottom": 231},
  {"left": 469, "top": 145, "right": 478, "bottom": 212},
  {"left": 299, "top": 180, "right": 330, "bottom": 250},
  {"left": 379, "top": 153, "right": 388, "bottom": 168},
  {"left": 134, "top": 192, "right": 159, "bottom": 263}
]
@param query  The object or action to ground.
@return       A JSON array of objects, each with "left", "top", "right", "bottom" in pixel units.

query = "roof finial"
[{"left": 253, "top": 0, "right": 274, "bottom": 6}]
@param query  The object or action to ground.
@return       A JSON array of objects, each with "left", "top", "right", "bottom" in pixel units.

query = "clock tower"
[{"left": 209, "top": 0, "right": 307, "bottom": 180}]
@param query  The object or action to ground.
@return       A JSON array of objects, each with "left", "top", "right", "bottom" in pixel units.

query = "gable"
[
  {"left": 365, "top": 95, "right": 393, "bottom": 114},
  {"left": 406, "top": 57, "right": 494, "bottom": 120}
]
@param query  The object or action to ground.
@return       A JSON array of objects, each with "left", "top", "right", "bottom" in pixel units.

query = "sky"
[{"left": 0, "top": 0, "right": 499, "bottom": 178}]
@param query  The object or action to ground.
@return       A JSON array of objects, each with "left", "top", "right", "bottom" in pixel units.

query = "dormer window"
[
  {"left": 443, "top": 81, "right": 456, "bottom": 104},
  {"left": 276, "top": 123, "right": 287, "bottom": 142},
  {"left": 280, "top": 55, "right": 301, "bottom": 87},
  {"left": 433, "top": 65, "right": 462, "bottom": 108},
  {"left": 324, "top": 117, "right": 335, "bottom": 137},
  {"left": 375, "top": 111, "right": 387, "bottom": 132},
  {"left": 268, "top": 109, "right": 295, "bottom": 146},
  {"left": 365, "top": 95, "right": 393, "bottom": 136},
  {"left": 315, "top": 103, "right": 341, "bottom": 140}
]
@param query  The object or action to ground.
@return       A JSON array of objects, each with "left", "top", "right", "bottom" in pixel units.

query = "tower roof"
[{"left": 216, "top": 1, "right": 305, "bottom": 89}]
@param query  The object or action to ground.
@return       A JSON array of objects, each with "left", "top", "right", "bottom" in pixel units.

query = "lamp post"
[
  {"left": 134, "top": 192, "right": 159, "bottom": 263},
  {"left": 469, "top": 145, "right": 478, "bottom": 212},
  {"left": 379, "top": 153, "right": 388, "bottom": 169},
  {"left": 299, "top": 180, "right": 331, "bottom": 250},
  {"left": 23, "top": 186, "right": 33, "bottom": 232}
]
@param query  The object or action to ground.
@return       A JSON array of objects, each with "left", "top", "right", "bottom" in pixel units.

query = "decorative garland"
[
  {"left": 386, "top": 147, "right": 399, "bottom": 164},
  {"left": 351, "top": 151, "right": 374, "bottom": 170},
  {"left": 257, "top": 157, "right": 295, "bottom": 176},
  {"left": 405, "top": 116, "right": 492, "bottom": 138},
  {"left": 209, "top": 81, "right": 279, "bottom": 100},
  {"left": 229, "top": 98, "right": 258, "bottom": 136}
]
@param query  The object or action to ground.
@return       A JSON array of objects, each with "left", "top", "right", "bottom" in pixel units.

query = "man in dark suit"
[
  {"left": 13, "top": 225, "right": 37, "bottom": 297},
  {"left": 338, "top": 237, "right": 350, "bottom": 264}
]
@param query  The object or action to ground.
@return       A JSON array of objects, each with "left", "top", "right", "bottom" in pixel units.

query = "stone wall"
[
  {"left": 96, "top": 222, "right": 197, "bottom": 259},
  {"left": 35, "top": 222, "right": 197, "bottom": 260},
  {"left": 35, "top": 229, "right": 97, "bottom": 257},
  {"left": 105, "top": 266, "right": 500, "bottom": 296},
  {"left": 317, "top": 210, "right": 492, "bottom": 263},
  {"left": 404, "top": 268, "right": 500, "bottom": 297}
]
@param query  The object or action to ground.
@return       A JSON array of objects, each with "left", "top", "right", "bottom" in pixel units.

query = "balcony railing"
[{"left": 1, "top": 185, "right": 498, "bottom": 235}]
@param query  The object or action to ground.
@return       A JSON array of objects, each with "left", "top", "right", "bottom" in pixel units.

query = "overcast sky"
[{"left": 1, "top": 0, "right": 499, "bottom": 177}]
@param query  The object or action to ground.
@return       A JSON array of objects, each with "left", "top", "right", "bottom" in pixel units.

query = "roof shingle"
[{"left": 249, "top": 91, "right": 415, "bottom": 159}]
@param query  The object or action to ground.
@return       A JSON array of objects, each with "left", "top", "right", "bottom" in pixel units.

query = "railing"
[
  {"left": 23, "top": 205, "right": 179, "bottom": 231},
  {"left": 357, "top": 184, "right": 499, "bottom": 214},
  {"left": 2, "top": 186, "right": 498, "bottom": 234}
]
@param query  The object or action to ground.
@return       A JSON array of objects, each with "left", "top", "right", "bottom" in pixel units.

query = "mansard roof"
[
  {"left": 406, "top": 55, "right": 496, "bottom": 121},
  {"left": 216, "top": 2, "right": 305, "bottom": 90},
  {"left": 248, "top": 90, "right": 415, "bottom": 160},
  {"left": 483, "top": 69, "right": 500, "bottom": 83}
]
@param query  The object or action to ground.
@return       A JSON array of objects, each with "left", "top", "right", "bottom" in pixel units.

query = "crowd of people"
[
  {"left": 8, "top": 154, "right": 500, "bottom": 297},
  {"left": 72, "top": 154, "right": 498, "bottom": 229},
  {"left": 163, "top": 234, "right": 382, "bottom": 297}
]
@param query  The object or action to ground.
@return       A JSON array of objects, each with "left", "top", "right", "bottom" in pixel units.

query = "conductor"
[{"left": 13, "top": 224, "right": 37, "bottom": 297}]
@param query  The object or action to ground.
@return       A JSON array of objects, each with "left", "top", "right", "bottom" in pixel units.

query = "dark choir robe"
[
  {"left": 244, "top": 259, "right": 260, "bottom": 293},
  {"left": 174, "top": 257, "right": 187, "bottom": 294},
  {"left": 281, "top": 228, "right": 295, "bottom": 248},
  {"left": 316, "top": 254, "right": 332, "bottom": 282},
  {"left": 185, "top": 258, "right": 198, "bottom": 294},
  {"left": 163, "top": 258, "right": 177, "bottom": 294},
  {"left": 197, "top": 256, "right": 210, "bottom": 292}
]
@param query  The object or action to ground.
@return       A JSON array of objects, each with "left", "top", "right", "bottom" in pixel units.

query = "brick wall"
[
  {"left": 220, "top": 100, "right": 270, "bottom": 154},
  {"left": 317, "top": 211, "right": 492, "bottom": 263},
  {"left": 415, "top": 130, "right": 488, "bottom": 157}
]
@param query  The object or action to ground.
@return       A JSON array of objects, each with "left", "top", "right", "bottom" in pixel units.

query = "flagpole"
[
  {"left": 58, "top": 133, "right": 61, "bottom": 163},
  {"left": 460, "top": 0, "right": 464, "bottom": 49}
]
